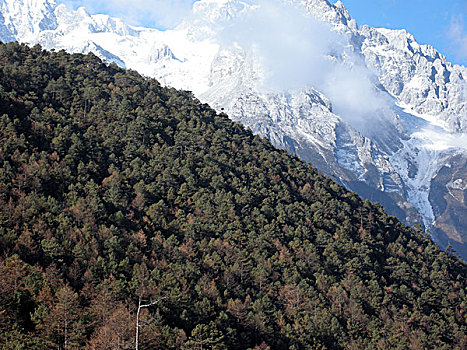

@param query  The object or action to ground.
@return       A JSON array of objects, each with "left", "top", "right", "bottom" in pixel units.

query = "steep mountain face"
[{"left": 1, "top": 0, "right": 466, "bottom": 258}]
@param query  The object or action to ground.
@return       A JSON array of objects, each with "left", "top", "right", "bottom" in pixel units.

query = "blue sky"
[{"left": 61, "top": 0, "right": 467, "bottom": 66}]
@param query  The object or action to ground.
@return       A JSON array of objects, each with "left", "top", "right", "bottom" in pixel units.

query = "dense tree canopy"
[{"left": 0, "top": 41, "right": 466, "bottom": 349}]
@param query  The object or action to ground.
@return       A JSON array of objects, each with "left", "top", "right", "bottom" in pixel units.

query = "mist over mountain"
[{"left": 0, "top": 0, "right": 466, "bottom": 259}]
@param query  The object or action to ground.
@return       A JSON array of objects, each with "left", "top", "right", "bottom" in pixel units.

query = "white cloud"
[
  {"left": 214, "top": 0, "right": 391, "bottom": 132},
  {"left": 62, "top": 0, "right": 195, "bottom": 28},
  {"left": 447, "top": 15, "right": 467, "bottom": 63},
  {"left": 322, "top": 61, "right": 392, "bottom": 131},
  {"left": 217, "top": 0, "right": 338, "bottom": 90}
]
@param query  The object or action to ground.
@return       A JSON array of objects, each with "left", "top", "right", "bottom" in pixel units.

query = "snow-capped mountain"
[{"left": 1, "top": 0, "right": 466, "bottom": 259}]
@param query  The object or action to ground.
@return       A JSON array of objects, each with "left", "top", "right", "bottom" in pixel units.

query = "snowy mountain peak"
[
  {"left": 0, "top": 0, "right": 57, "bottom": 41},
  {"left": 52, "top": 4, "right": 132, "bottom": 38},
  {"left": 190, "top": 0, "right": 254, "bottom": 26},
  {"left": 300, "top": 0, "right": 357, "bottom": 30},
  {"left": 1, "top": 0, "right": 56, "bottom": 9}
]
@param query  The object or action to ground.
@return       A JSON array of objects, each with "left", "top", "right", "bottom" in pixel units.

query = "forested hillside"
[{"left": 0, "top": 42, "right": 465, "bottom": 349}]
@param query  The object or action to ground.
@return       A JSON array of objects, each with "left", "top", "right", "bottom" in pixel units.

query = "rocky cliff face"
[{"left": 1, "top": 0, "right": 466, "bottom": 259}]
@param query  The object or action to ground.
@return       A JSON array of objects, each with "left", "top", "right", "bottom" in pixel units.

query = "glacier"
[{"left": 1, "top": 0, "right": 466, "bottom": 259}]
